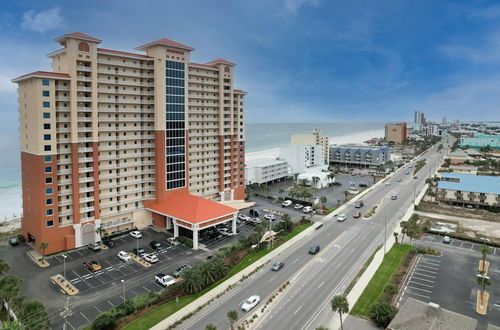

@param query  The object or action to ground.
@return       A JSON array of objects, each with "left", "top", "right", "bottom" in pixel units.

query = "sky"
[{"left": 0, "top": 0, "right": 499, "bottom": 176}]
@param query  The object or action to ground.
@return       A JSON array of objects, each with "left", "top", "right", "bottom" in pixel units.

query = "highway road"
[{"left": 174, "top": 137, "right": 452, "bottom": 330}]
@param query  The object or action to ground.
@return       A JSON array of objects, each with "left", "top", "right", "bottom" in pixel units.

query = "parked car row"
[{"left": 281, "top": 200, "right": 313, "bottom": 213}]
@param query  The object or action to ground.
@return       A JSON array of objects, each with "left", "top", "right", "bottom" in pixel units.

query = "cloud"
[
  {"left": 21, "top": 7, "right": 65, "bottom": 33},
  {"left": 439, "top": 29, "right": 500, "bottom": 64},
  {"left": 284, "top": 0, "right": 322, "bottom": 13}
]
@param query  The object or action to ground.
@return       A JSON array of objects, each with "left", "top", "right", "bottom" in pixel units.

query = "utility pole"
[
  {"left": 61, "top": 297, "right": 72, "bottom": 330},
  {"left": 384, "top": 216, "right": 387, "bottom": 255}
]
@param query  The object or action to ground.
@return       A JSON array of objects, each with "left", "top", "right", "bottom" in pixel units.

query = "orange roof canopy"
[{"left": 147, "top": 192, "right": 237, "bottom": 224}]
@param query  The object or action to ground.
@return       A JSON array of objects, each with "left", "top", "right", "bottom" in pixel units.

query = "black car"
[
  {"left": 309, "top": 245, "right": 320, "bottom": 255},
  {"left": 355, "top": 201, "right": 364, "bottom": 208},
  {"left": 271, "top": 261, "right": 284, "bottom": 271},
  {"left": 8, "top": 238, "right": 19, "bottom": 247},
  {"left": 133, "top": 247, "right": 146, "bottom": 257},
  {"left": 103, "top": 239, "right": 117, "bottom": 248},
  {"left": 358, "top": 183, "right": 368, "bottom": 188},
  {"left": 149, "top": 240, "right": 164, "bottom": 251}
]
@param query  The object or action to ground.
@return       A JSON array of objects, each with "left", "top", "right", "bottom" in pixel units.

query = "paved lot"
[{"left": 401, "top": 234, "right": 500, "bottom": 328}]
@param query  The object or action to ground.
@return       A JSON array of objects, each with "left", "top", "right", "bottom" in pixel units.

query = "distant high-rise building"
[
  {"left": 385, "top": 122, "right": 407, "bottom": 144},
  {"left": 12, "top": 32, "right": 246, "bottom": 253},
  {"left": 413, "top": 110, "right": 426, "bottom": 131},
  {"left": 442, "top": 117, "right": 448, "bottom": 125},
  {"left": 291, "top": 128, "right": 330, "bottom": 164}
]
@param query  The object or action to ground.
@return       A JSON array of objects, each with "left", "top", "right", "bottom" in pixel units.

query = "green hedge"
[{"left": 176, "top": 236, "right": 193, "bottom": 248}]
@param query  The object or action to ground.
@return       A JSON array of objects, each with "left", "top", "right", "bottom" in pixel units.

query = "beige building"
[
  {"left": 385, "top": 122, "right": 407, "bottom": 144},
  {"left": 437, "top": 173, "right": 500, "bottom": 208},
  {"left": 291, "top": 128, "right": 329, "bottom": 164},
  {"left": 13, "top": 32, "right": 246, "bottom": 253}
]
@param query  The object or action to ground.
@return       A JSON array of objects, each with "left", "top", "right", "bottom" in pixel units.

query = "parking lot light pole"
[
  {"left": 121, "top": 279, "right": 125, "bottom": 303},
  {"left": 63, "top": 254, "right": 67, "bottom": 279}
]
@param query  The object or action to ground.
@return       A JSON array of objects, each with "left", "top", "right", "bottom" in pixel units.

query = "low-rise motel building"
[{"left": 12, "top": 32, "right": 247, "bottom": 253}]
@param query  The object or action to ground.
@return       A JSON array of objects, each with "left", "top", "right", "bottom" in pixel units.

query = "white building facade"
[
  {"left": 279, "top": 144, "right": 325, "bottom": 174},
  {"left": 245, "top": 158, "right": 289, "bottom": 185}
]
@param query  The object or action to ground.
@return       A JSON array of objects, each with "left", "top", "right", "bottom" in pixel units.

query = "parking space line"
[
  {"left": 107, "top": 300, "right": 115, "bottom": 307},
  {"left": 414, "top": 268, "right": 437, "bottom": 275},
  {"left": 417, "top": 264, "right": 439, "bottom": 271},
  {"left": 413, "top": 271, "right": 436, "bottom": 278},
  {"left": 94, "top": 306, "right": 102, "bottom": 313},
  {"left": 460, "top": 241, "right": 464, "bottom": 248},
  {"left": 410, "top": 276, "right": 435, "bottom": 283},
  {"left": 494, "top": 247, "right": 497, "bottom": 255},
  {"left": 407, "top": 291, "right": 430, "bottom": 299},
  {"left": 409, "top": 281, "right": 433, "bottom": 288},
  {"left": 420, "top": 258, "right": 441, "bottom": 264},
  {"left": 143, "top": 286, "right": 151, "bottom": 292},
  {"left": 80, "top": 311, "right": 91, "bottom": 323},
  {"left": 75, "top": 249, "right": 85, "bottom": 257},
  {"left": 408, "top": 285, "right": 432, "bottom": 293},
  {"left": 471, "top": 243, "right": 474, "bottom": 250}
]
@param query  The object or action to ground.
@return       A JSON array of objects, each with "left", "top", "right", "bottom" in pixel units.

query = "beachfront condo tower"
[{"left": 13, "top": 32, "right": 246, "bottom": 253}]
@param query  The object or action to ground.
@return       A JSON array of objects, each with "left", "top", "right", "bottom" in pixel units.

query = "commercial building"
[
  {"left": 245, "top": 158, "right": 288, "bottom": 185},
  {"left": 437, "top": 173, "right": 500, "bottom": 208},
  {"left": 329, "top": 145, "right": 391, "bottom": 168},
  {"left": 425, "top": 124, "right": 442, "bottom": 136},
  {"left": 279, "top": 144, "right": 325, "bottom": 174},
  {"left": 385, "top": 122, "right": 407, "bottom": 143},
  {"left": 291, "top": 128, "right": 330, "bottom": 164},
  {"left": 13, "top": 32, "right": 246, "bottom": 253},
  {"left": 459, "top": 133, "right": 500, "bottom": 150},
  {"left": 449, "top": 165, "right": 478, "bottom": 175},
  {"left": 446, "top": 150, "right": 473, "bottom": 164}
]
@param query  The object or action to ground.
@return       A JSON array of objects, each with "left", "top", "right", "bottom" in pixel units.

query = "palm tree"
[
  {"left": 0, "top": 276, "right": 22, "bottom": 320},
  {"left": 199, "top": 262, "right": 218, "bottom": 286},
  {"left": 227, "top": 310, "right": 238, "bottom": 330},
  {"left": 480, "top": 245, "right": 491, "bottom": 273},
  {"left": 278, "top": 188, "right": 285, "bottom": 198},
  {"left": 39, "top": 242, "right": 49, "bottom": 263},
  {"left": 254, "top": 224, "right": 265, "bottom": 248},
  {"left": 181, "top": 266, "right": 205, "bottom": 294},
  {"left": 312, "top": 176, "right": 320, "bottom": 188},
  {"left": 205, "top": 324, "right": 217, "bottom": 330},
  {"left": 393, "top": 232, "right": 399, "bottom": 244},
  {"left": 299, "top": 179, "right": 308, "bottom": 188},
  {"left": 292, "top": 173, "right": 299, "bottom": 186},
  {"left": 210, "top": 259, "right": 230, "bottom": 279},
  {"left": 95, "top": 226, "right": 105, "bottom": 242},
  {"left": 330, "top": 295, "right": 349, "bottom": 330},
  {"left": 343, "top": 190, "right": 348, "bottom": 201},
  {"left": 477, "top": 270, "right": 491, "bottom": 306},
  {"left": 320, "top": 196, "right": 327, "bottom": 209},
  {"left": 0, "top": 320, "right": 21, "bottom": 330},
  {"left": 0, "top": 259, "right": 10, "bottom": 275},
  {"left": 400, "top": 221, "right": 408, "bottom": 244}
]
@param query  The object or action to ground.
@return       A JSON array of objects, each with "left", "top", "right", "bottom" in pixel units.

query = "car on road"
[
  {"left": 355, "top": 200, "right": 364, "bottom": 208},
  {"left": 282, "top": 200, "right": 292, "bottom": 207},
  {"left": 149, "top": 240, "right": 164, "bottom": 251},
  {"left": 442, "top": 236, "right": 451, "bottom": 243},
  {"left": 155, "top": 273, "right": 176, "bottom": 287},
  {"left": 405, "top": 171, "right": 410, "bottom": 175},
  {"left": 87, "top": 242, "right": 101, "bottom": 252},
  {"left": 117, "top": 251, "right": 131, "bottom": 262},
  {"left": 264, "top": 214, "right": 276, "bottom": 221},
  {"left": 303, "top": 206, "right": 313, "bottom": 213},
  {"left": 293, "top": 203, "right": 304, "bottom": 210},
  {"left": 271, "top": 261, "right": 285, "bottom": 271},
  {"left": 8, "top": 238, "right": 19, "bottom": 247},
  {"left": 397, "top": 178, "right": 402, "bottom": 182},
  {"left": 413, "top": 176, "right": 418, "bottom": 179},
  {"left": 358, "top": 183, "right": 368, "bottom": 188},
  {"left": 144, "top": 254, "right": 159, "bottom": 264},
  {"left": 348, "top": 189, "right": 359, "bottom": 194},
  {"left": 103, "top": 239, "right": 117, "bottom": 248},
  {"left": 238, "top": 214, "right": 250, "bottom": 221},
  {"left": 241, "top": 295, "right": 261, "bottom": 312},
  {"left": 173, "top": 264, "right": 192, "bottom": 278},
  {"left": 337, "top": 214, "right": 347, "bottom": 222},
  {"left": 391, "top": 194, "right": 397, "bottom": 200},
  {"left": 84, "top": 260, "right": 102, "bottom": 272},
  {"left": 129, "top": 230, "right": 142, "bottom": 239},
  {"left": 133, "top": 247, "right": 146, "bottom": 257},
  {"left": 166, "top": 237, "right": 179, "bottom": 246},
  {"left": 353, "top": 211, "right": 361, "bottom": 218},
  {"left": 309, "top": 245, "right": 320, "bottom": 255},
  {"left": 385, "top": 182, "right": 391, "bottom": 186}
]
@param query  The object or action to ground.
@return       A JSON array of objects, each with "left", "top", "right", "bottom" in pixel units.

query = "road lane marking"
[
  {"left": 460, "top": 241, "right": 464, "bottom": 248},
  {"left": 294, "top": 306, "right": 302, "bottom": 315},
  {"left": 293, "top": 258, "right": 299, "bottom": 264},
  {"left": 471, "top": 243, "right": 474, "bottom": 250},
  {"left": 336, "top": 262, "right": 342, "bottom": 269},
  {"left": 318, "top": 281, "right": 325, "bottom": 289},
  {"left": 269, "top": 276, "right": 276, "bottom": 282}
]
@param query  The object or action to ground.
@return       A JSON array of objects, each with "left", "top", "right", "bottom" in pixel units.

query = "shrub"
[
  {"left": 92, "top": 312, "right": 115, "bottom": 330},
  {"left": 384, "top": 284, "right": 397, "bottom": 295},
  {"left": 177, "top": 236, "right": 193, "bottom": 248},
  {"left": 16, "top": 234, "right": 26, "bottom": 243},
  {"left": 132, "top": 292, "right": 160, "bottom": 310},
  {"left": 369, "top": 301, "right": 398, "bottom": 327}
]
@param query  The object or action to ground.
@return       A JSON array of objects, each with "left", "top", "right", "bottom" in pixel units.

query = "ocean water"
[{"left": 0, "top": 122, "right": 384, "bottom": 219}]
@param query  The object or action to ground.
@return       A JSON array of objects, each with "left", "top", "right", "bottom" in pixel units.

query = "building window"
[
  {"left": 44, "top": 166, "right": 52, "bottom": 173},
  {"left": 43, "top": 101, "right": 50, "bottom": 108},
  {"left": 43, "top": 112, "right": 50, "bottom": 119},
  {"left": 46, "top": 209, "right": 53, "bottom": 216},
  {"left": 45, "top": 188, "right": 53, "bottom": 195},
  {"left": 43, "top": 134, "right": 51, "bottom": 141},
  {"left": 44, "top": 155, "right": 52, "bottom": 162},
  {"left": 46, "top": 220, "right": 54, "bottom": 227},
  {"left": 46, "top": 198, "right": 53, "bottom": 205},
  {"left": 78, "top": 42, "right": 90, "bottom": 52},
  {"left": 44, "top": 145, "right": 51, "bottom": 151},
  {"left": 45, "top": 177, "right": 52, "bottom": 184},
  {"left": 43, "top": 123, "right": 50, "bottom": 129},
  {"left": 42, "top": 79, "right": 50, "bottom": 86}
]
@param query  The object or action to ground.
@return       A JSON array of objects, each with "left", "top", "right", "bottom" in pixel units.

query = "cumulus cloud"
[
  {"left": 284, "top": 0, "right": 322, "bottom": 13},
  {"left": 21, "top": 7, "right": 65, "bottom": 33}
]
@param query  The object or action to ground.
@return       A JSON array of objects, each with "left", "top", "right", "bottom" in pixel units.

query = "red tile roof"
[
  {"left": 12, "top": 71, "right": 71, "bottom": 82},
  {"left": 206, "top": 58, "right": 236, "bottom": 66},
  {"left": 234, "top": 89, "right": 247, "bottom": 94},
  {"left": 97, "top": 48, "right": 153, "bottom": 59},
  {"left": 55, "top": 32, "right": 102, "bottom": 43},
  {"left": 136, "top": 38, "right": 194, "bottom": 51},
  {"left": 147, "top": 192, "right": 237, "bottom": 224},
  {"left": 189, "top": 62, "right": 219, "bottom": 70}
]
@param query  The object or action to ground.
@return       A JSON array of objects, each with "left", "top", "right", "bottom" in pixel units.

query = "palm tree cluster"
[
  {"left": 181, "top": 259, "right": 230, "bottom": 295},
  {"left": 399, "top": 214, "right": 422, "bottom": 245},
  {"left": 0, "top": 259, "right": 51, "bottom": 329}
]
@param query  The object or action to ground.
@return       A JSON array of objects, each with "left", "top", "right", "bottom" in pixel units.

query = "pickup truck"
[{"left": 155, "top": 273, "right": 176, "bottom": 287}]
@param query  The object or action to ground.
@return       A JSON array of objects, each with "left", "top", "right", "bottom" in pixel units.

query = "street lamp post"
[
  {"left": 62, "top": 254, "right": 67, "bottom": 279},
  {"left": 121, "top": 279, "right": 125, "bottom": 303}
]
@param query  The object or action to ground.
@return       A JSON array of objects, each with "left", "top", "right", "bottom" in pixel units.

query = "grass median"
[
  {"left": 350, "top": 244, "right": 413, "bottom": 317},
  {"left": 122, "top": 222, "right": 311, "bottom": 330}
]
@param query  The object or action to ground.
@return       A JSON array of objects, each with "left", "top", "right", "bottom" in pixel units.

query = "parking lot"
[{"left": 403, "top": 234, "right": 500, "bottom": 327}]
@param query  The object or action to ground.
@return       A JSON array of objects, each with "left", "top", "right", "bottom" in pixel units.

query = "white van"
[{"left": 303, "top": 206, "right": 313, "bottom": 213}]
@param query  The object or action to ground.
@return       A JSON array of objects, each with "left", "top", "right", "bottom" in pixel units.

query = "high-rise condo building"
[
  {"left": 13, "top": 32, "right": 246, "bottom": 253},
  {"left": 385, "top": 122, "right": 407, "bottom": 144}
]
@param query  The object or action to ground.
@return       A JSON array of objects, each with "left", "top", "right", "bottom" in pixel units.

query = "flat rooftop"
[
  {"left": 438, "top": 173, "right": 500, "bottom": 195},
  {"left": 246, "top": 157, "right": 287, "bottom": 167}
]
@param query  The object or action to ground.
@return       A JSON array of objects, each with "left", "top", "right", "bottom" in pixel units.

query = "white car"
[
  {"left": 303, "top": 206, "right": 313, "bottom": 213},
  {"left": 337, "top": 214, "right": 347, "bottom": 222},
  {"left": 143, "top": 254, "right": 159, "bottom": 264},
  {"left": 129, "top": 230, "right": 142, "bottom": 239},
  {"left": 264, "top": 214, "right": 276, "bottom": 221},
  {"left": 166, "top": 237, "right": 179, "bottom": 246},
  {"left": 218, "top": 228, "right": 234, "bottom": 236},
  {"left": 238, "top": 214, "right": 250, "bottom": 221},
  {"left": 241, "top": 295, "right": 261, "bottom": 312},
  {"left": 385, "top": 182, "right": 391, "bottom": 186},
  {"left": 282, "top": 200, "right": 292, "bottom": 207},
  {"left": 348, "top": 189, "right": 359, "bottom": 194},
  {"left": 117, "top": 251, "right": 131, "bottom": 262},
  {"left": 293, "top": 204, "right": 304, "bottom": 210}
]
